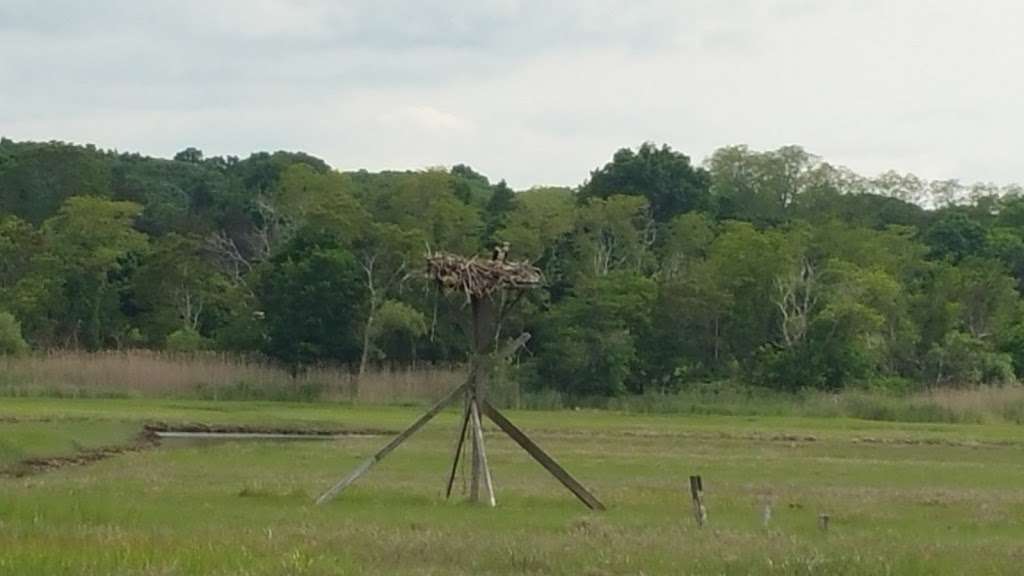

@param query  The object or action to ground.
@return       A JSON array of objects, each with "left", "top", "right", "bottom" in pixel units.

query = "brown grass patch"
[{"left": 0, "top": 350, "right": 465, "bottom": 404}]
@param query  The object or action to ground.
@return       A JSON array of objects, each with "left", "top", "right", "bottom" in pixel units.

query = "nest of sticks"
[{"left": 426, "top": 251, "right": 542, "bottom": 299}]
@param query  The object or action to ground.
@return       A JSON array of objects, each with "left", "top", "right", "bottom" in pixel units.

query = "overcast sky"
[{"left": 1, "top": 1, "right": 1021, "bottom": 188}]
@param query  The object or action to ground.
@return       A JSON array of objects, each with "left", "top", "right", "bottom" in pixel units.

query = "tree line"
[{"left": 1, "top": 138, "right": 1023, "bottom": 397}]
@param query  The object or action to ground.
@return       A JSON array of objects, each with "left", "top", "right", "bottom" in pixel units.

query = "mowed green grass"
[
  {"left": 0, "top": 419, "right": 140, "bottom": 470},
  {"left": 1, "top": 398, "right": 1024, "bottom": 575}
]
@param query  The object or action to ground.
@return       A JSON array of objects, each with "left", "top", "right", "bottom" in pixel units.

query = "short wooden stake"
[
  {"left": 818, "top": 513, "right": 830, "bottom": 532},
  {"left": 689, "top": 475, "right": 707, "bottom": 527},
  {"left": 762, "top": 502, "right": 772, "bottom": 527}
]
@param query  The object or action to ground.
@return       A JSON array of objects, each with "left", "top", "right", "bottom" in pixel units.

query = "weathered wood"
[
  {"left": 470, "top": 398, "right": 496, "bottom": 507},
  {"left": 496, "top": 332, "right": 531, "bottom": 360},
  {"left": 818, "top": 513, "right": 830, "bottom": 532},
  {"left": 317, "top": 245, "right": 554, "bottom": 511},
  {"left": 444, "top": 395, "right": 472, "bottom": 499},
  {"left": 470, "top": 398, "right": 481, "bottom": 502},
  {"left": 427, "top": 252, "right": 542, "bottom": 300},
  {"left": 457, "top": 333, "right": 531, "bottom": 504},
  {"left": 481, "top": 400, "right": 605, "bottom": 511},
  {"left": 471, "top": 296, "right": 496, "bottom": 354},
  {"left": 315, "top": 382, "right": 467, "bottom": 506},
  {"left": 689, "top": 475, "right": 707, "bottom": 527}
]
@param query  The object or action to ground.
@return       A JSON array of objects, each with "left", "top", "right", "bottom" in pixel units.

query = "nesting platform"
[
  {"left": 314, "top": 249, "right": 605, "bottom": 511},
  {"left": 426, "top": 252, "right": 542, "bottom": 299}
]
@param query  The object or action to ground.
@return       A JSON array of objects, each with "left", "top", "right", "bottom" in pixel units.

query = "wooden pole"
[
  {"left": 444, "top": 394, "right": 472, "bottom": 499},
  {"left": 457, "top": 333, "right": 530, "bottom": 505},
  {"left": 481, "top": 400, "right": 605, "bottom": 511},
  {"left": 469, "top": 397, "right": 481, "bottom": 502},
  {"left": 315, "top": 382, "right": 467, "bottom": 505},
  {"left": 689, "top": 475, "right": 707, "bottom": 527},
  {"left": 470, "top": 398, "right": 496, "bottom": 506}
]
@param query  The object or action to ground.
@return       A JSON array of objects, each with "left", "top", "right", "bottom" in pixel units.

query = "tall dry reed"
[{"left": 0, "top": 350, "right": 464, "bottom": 404}]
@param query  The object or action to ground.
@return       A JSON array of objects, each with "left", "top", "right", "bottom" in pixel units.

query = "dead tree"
[{"left": 774, "top": 258, "right": 817, "bottom": 347}]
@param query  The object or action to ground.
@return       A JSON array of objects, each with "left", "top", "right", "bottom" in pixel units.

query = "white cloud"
[
  {"left": 1, "top": 0, "right": 1022, "bottom": 188},
  {"left": 377, "top": 106, "right": 473, "bottom": 134}
]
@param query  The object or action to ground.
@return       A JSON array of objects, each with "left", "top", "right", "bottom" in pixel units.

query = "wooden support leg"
[
  {"left": 315, "top": 382, "right": 467, "bottom": 506},
  {"left": 470, "top": 398, "right": 496, "bottom": 507},
  {"left": 444, "top": 398, "right": 472, "bottom": 499},
  {"left": 689, "top": 475, "right": 707, "bottom": 527},
  {"left": 469, "top": 398, "right": 481, "bottom": 502},
  {"left": 481, "top": 400, "right": 605, "bottom": 511}
]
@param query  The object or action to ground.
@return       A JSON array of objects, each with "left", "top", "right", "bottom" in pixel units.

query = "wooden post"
[
  {"left": 818, "top": 513, "right": 830, "bottom": 532},
  {"left": 470, "top": 398, "right": 495, "bottom": 506},
  {"left": 689, "top": 475, "right": 707, "bottom": 527},
  {"left": 442, "top": 332, "right": 524, "bottom": 502},
  {"left": 466, "top": 294, "right": 499, "bottom": 506},
  {"left": 469, "top": 397, "right": 481, "bottom": 502},
  {"left": 470, "top": 296, "right": 496, "bottom": 355}
]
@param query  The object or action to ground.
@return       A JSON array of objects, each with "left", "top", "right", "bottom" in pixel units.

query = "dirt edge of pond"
[
  {"left": 3, "top": 429, "right": 160, "bottom": 478},
  {"left": 142, "top": 422, "right": 395, "bottom": 437},
  {"left": 2, "top": 422, "right": 398, "bottom": 478}
]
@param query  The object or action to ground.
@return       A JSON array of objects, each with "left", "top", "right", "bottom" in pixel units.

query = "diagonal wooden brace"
[
  {"left": 481, "top": 400, "right": 605, "bottom": 511},
  {"left": 315, "top": 382, "right": 467, "bottom": 506},
  {"left": 444, "top": 393, "right": 472, "bottom": 499}
]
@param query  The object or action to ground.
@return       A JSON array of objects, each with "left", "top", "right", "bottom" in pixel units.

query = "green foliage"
[
  {"left": 449, "top": 164, "right": 491, "bottom": 205},
  {"left": 0, "top": 142, "right": 113, "bottom": 224},
  {"left": 165, "top": 328, "right": 210, "bottom": 353},
  {"left": 361, "top": 170, "right": 482, "bottom": 255},
  {"left": 0, "top": 216, "right": 37, "bottom": 296},
  {"left": 173, "top": 147, "right": 204, "bottom": 163},
  {"left": 258, "top": 228, "right": 367, "bottom": 368},
  {"left": 375, "top": 300, "right": 426, "bottom": 335},
  {"left": 274, "top": 163, "right": 366, "bottom": 241},
  {"left": 709, "top": 145, "right": 857, "bottom": 225},
  {"left": 133, "top": 234, "right": 231, "bottom": 344},
  {"left": 1, "top": 138, "right": 1023, "bottom": 397},
  {"left": 496, "top": 186, "right": 575, "bottom": 268},
  {"left": 579, "top": 142, "right": 711, "bottom": 222},
  {"left": 111, "top": 153, "right": 230, "bottom": 235},
  {"left": 369, "top": 300, "right": 427, "bottom": 362},
  {"left": 534, "top": 273, "right": 655, "bottom": 397},
  {"left": 925, "top": 331, "right": 1016, "bottom": 387},
  {"left": 0, "top": 311, "right": 29, "bottom": 356},
  {"left": 20, "top": 197, "right": 149, "bottom": 349},
  {"left": 483, "top": 179, "right": 516, "bottom": 243},
  {"left": 924, "top": 210, "right": 988, "bottom": 262},
  {"left": 570, "top": 195, "right": 654, "bottom": 279}
]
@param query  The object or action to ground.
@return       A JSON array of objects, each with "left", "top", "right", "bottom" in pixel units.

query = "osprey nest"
[{"left": 426, "top": 252, "right": 542, "bottom": 299}]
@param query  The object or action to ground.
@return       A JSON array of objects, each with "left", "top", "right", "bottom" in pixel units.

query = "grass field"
[{"left": 2, "top": 398, "right": 1024, "bottom": 574}]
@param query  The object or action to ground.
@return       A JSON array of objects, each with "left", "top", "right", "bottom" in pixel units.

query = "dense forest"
[{"left": 1, "top": 138, "right": 1023, "bottom": 397}]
